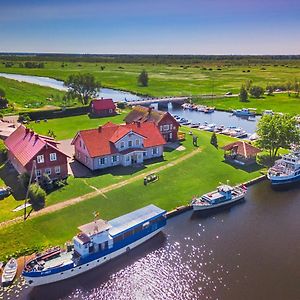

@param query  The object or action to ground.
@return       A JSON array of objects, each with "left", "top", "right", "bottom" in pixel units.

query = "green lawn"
[
  {"left": 0, "top": 61, "right": 299, "bottom": 113},
  {"left": 0, "top": 130, "right": 264, "bottom": 260},
  {"left": 29, "top": 110, "right": 129, "bottom": 140},
  {"left": 194, "top": 93, "right": 300, "bottom": 114}
]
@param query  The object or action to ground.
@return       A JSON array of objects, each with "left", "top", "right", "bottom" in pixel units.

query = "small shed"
[
  {"left": 90, "top": 98, "right": 116, "bottom": 117},
  {"left": 222, "top": 141, "right": 261, "bottom": 165}
]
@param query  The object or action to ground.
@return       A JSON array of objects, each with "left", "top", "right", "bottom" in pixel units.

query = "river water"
[
  {"left": 2, "top": 180, "right": 299, "bottom": 300},
  {"left": 0, "top": 73, "right": 142, "bottom": 101}
]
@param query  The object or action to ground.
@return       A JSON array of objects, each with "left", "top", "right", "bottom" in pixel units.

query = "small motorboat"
[
  {"left": 190, "top": 122, "right": 200, "bottom": 128},
  {"left": 2, "top": 258, "right": 18, "bottom": 286}
]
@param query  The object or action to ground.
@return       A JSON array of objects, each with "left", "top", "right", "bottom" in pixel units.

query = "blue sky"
[{"left": 0, "top": 0, "right": 299, "bottom": 54}]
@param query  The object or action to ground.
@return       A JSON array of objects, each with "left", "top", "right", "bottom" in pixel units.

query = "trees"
[
  {"left": 64, "top": 73, "right": 100, "bottom": 105},
  {"left": 239, "top": 85, "right": 248, "bottom": 102},
  {"left": 294, "top": 79, "right": 299, "bottom": 97},
  {"left": 256, "top": 114, "right": 300, "bottom": 160},
  {"left": 0, "top": 140, "right": 7, "bottom": 162},
  {"left": 245, "top": 79, "right": 252, "bottom": 91},
  {"left": 28, "top": 184, "right": 46, "bottom": 210},
  {"left": 210, "top": 132, "right": 218, "bottom": 148},
  {"left": 250, "top": 86, "right": 264, "bottom": 98},
  {"left": 137, "top": 70, "right": 149, "bottom": 87}
]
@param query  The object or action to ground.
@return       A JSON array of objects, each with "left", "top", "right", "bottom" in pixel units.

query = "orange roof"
[
  {"left": 72, "top": 122, "right": 166, "bottom": 157},
  {"left": 222, "top": 141, "right": 261, "bottom": 158}
]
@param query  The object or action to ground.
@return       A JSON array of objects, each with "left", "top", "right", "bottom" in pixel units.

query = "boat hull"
[
  {"left": 23, "top": 227, "right": 164, "bottom": 287},
  {"left": 267, "top": 173, "right": 300, "bottom": 186},
  {"left": 192, "top": 194, "right": 244, "bottom": 211}
]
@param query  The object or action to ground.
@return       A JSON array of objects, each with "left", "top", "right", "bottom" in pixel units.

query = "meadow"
[
  {"left": 0, "top": 129, "right": 263, "bottom": 260},
  {"left": 0, "top": 60, "right": 299, "bottom": 113}
]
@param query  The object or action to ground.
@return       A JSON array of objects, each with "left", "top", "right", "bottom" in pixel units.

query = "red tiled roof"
[
  {"left": 73, "top": 122, "right": 166, "bottom": 157},
  {"left": 5, "top": 125, "right": 69, "bottom": 166},
  {"left": 91, "top": 98, "right": 116, "bottom": 110},
  {"left": 222, "top": 141, "right": 261, "bottom": 158}
]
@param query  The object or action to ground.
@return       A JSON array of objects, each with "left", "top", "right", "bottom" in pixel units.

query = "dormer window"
[
  {"left": 136, "top": 139, "right": 140, "bottom": 146},
  {"left": 120, "top": 141, "right": 125, "bottom": 149},
  {"left": 128, "top": 140, "right": 132, "bottom": 147}
]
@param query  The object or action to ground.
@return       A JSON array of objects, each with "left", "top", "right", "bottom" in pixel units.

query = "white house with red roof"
[
  {"left": 71, "top": 121, "right": 166, "bottom": 170},
  {"left": 5, "top": 125, "right": 69, "bottom": 180},
  {"left": 90, "top": 98, "right": 116, "bottom": 117}
]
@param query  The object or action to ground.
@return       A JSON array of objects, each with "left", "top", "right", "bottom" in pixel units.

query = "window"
[
  {"left": 45, "top": 168, "right": 51, "bottom": 175},
  {"left": 170, "top": 124, "right": 173, "bottom": 130},
  {"left": 169, "top": 132, "right": 173, "bottom": 139},
  {"left": 135, "top": 139, "right": 140, "bottom": 146},
  {"left": 109, "top": 109, "right": 113, "bottom": 113},
  {"left": 77, "top": 152, "right": 81, "bottom": 159},
  {"left": 128, "top": 140, "right": 132, "bottom": 147},
  {"left": 50, "top": 153, "right": 57, "bottom": 161},
  {"left": 79, "top": 140, "right": 82, "bottom": 148},
  {"left": 35, "top": 169, "right": 41, "bottom": 178},
  {"left": 112, "top": 155, "right": 118, "bottom": 163},
  {"left": 55, "top": 166, "right": 61, "bottom": 174},
  {"left": 99, "top": 157, "right": 106, "bottom": 165},
  {"left": 120, "top": 142, "right": 125, "bottom": 149},
  {"left": 152, "top": 147, "right": 158, "bottom": 155},
  {"left": 126, "top": 156, "right": 130, "bottom": 162},
  {"left": 143, "top": 152, "right": 147, "bottom": 157},
  {"left": 163, "top": 124, "right": 170, "bottom": 131},
  {"left": 160, "top": 125, "right": 163, "bottom": 131},
  {"left": 37, "top": 155, "right": 44, "bottom": 164}
]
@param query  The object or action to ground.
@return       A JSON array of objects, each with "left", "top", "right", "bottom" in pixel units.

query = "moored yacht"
[
  {"left": 22, "top": 205, "right": 166, "bottom": 286},
  {"left": 267, "top": 150, "right": 300, "bottom": 185},
  {"left": 191, "top": 184, "right": 247, "bottom": 211}
]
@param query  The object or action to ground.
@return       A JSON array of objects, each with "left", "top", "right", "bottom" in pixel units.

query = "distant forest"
[{"left": 0, "top": 53, "right": 300, "bottom": 65}]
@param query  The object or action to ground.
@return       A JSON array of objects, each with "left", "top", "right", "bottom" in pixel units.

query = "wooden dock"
[{"left": 127, "top": 96, "right": 189, "bottom": 106}]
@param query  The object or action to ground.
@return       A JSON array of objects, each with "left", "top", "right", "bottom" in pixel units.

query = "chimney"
[
  {"left": 98, "top": 126, "right": 102, "bottom": 132},
  {"left": 137, "top": 121, "right": 141, "bottom": 127},
  {"left": 25, "top": 128, "right": 30, "bottom": 135}
]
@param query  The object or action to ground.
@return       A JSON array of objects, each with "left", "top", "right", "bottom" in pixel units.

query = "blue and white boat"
[
  {"left": 267, "top": 151, "right": 300, "bottom": 186},
  {"left": 191, "top": 184, "right": 247, "bottom": 211},
  {"left": 232, "top": 108, "right": 256, "bottom": 117},
  {"left": 22, "top": 205, "right": 166, "bottom": 286}
]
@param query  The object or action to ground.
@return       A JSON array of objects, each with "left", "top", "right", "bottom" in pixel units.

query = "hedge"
[{"left": 19, "top": 105, "right": 90, "bottom": 121}]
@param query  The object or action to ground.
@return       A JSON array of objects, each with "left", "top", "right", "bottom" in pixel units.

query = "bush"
[
  {"left": 0, "top": 97, "right": 9, "bottom": 109},
  {"left": 0, "top": 140, "right": 7, "bottom": 162},
  {"left": 28, "top": 184, "right": 46, "bottom": 210},
  {"left": 210, "top": 132, "right": 218, "bottom": 148},
  {"left": 137, "top": 70, "right": 149, "bottom": 87},
  {"left": 239, "top": 85, "right": 248, "bottom": 102},
  {"left": 18, "top": 113, "right": 31, "bottom": 123},
  {"left": 117, "top": 102, "right": 126, "bottom": 109},
  {"left": 250, "top": 86, "right": 264, "bottom": 98},
  {"left": 40, "top": 173, "right": 53, "bottom": 191},
  {"left": 18, "top": 172, "right": 30, "bottom": 189}
]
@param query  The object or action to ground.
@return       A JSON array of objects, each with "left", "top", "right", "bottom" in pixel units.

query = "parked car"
[{"left": 0, "top": 186, "right": 12, "bottom": 199}]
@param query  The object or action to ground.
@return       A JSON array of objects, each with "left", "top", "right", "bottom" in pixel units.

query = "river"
[
  {"left": 1, "top": 180, "right": 299, "bottom": 300},
  {"left": 0, "top": 73, "right": 142, "bottom": 102}
]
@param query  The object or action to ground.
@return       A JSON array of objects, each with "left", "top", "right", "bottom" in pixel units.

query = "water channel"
[{"left": 2, "top": 180, "right": 299, "bottom": 300}]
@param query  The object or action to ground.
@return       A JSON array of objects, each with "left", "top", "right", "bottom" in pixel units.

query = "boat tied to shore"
[
  {"left": 191, "top": 184, "right": 247, "bottom": 211},
  {"left": 1, "top": 258, "right": 18, "bottom": 286},
  {"left": 22, "top": 204, "right": 167, "bottom": 286},
  {"left": 267, "top": 150, "right": 300, "bottom": 186}
]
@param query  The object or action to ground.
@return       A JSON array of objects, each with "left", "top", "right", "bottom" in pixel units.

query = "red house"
[
  {"left": 5, "top": 125, "right": 69, "bottom": 180},
  {"left": 90, "top": 98, "right": 116, "bottom": 117},
  {"left": 124, "top": 106, "right": 180, "bottom": 142}
]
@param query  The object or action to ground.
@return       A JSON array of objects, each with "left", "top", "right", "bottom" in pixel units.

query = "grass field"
[
  {"left": 0, "top": 76, "right": 65, "bottom": 111},
  {"left": 0, "top": 61, "right": 299, "bottom": 113},
  {"left": 0, "top": 129, "right": 263, "bottom": 260},
  {"left": 195, "top": 93, "right": 300, "bottom": 114}
]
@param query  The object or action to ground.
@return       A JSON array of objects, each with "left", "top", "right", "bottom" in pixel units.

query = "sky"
[{"left": 0, "top": 0, "right": 299, "bottom": 55}]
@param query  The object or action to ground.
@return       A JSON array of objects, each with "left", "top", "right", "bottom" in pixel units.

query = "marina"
[{"left": 2, "top": 180, "right": 300, "bottom": 300}]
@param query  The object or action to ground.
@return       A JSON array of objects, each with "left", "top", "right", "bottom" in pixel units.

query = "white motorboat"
[{"left": 2, "top": 258, "right": 18, "bottom": 286}]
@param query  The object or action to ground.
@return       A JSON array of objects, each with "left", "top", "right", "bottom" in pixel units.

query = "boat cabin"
[
  {"left": 202, "top": 185, "right": 233, "bottom": 204},
  {"left": 73, "top": 219, "right": 113, "bottom": 257}
]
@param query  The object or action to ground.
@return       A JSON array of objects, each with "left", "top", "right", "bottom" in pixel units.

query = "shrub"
[
  {"left": 28, "top": 184, "right": 46, "bottom": 210},
  {"left": 18, "top": 172, "right": 30, "bottom": 189},
  {"left": 117, "top": 102, "right": 126, "bottom": 109},
  {"left": 239, "top": 85, "right": 248, "bottom": 102},
  {"left": 0, "top": 140, "right": 7, "bottom": 162},
  {"left": 137, "top": 70, "right": 149, "bottom": 87},
  {"left": 40, "top": 173, "right": 53, "bottom": 191},
  {"left": 210, "top": 132, "right": 218, "bottom": 148},
  {"left": 250, "top": 86, "right": 264, "bottom": 98},
  {"left": 0, "top": 97, "right": 9, "bottom": 109}
]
